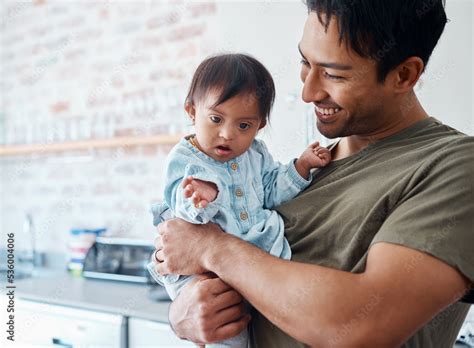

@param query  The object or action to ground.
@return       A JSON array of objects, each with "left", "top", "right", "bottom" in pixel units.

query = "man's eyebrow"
[{"left": 298, "top": 44, "right": 353, "bottom": 71}]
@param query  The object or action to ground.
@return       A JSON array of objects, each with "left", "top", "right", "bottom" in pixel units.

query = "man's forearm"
[
  {"left": 202, "top": 233, "right": 469, "bottom": 346},
  {"left": 203, "top": 233, "right": 374, "bottom": 345},
  {"left": 157, "top": 220, "right": 468, "bottom": 346}
]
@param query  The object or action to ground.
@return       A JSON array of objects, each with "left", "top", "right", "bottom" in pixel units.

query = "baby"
[{"left": 148, "top": 53, "right": 331, "bottom": 347}]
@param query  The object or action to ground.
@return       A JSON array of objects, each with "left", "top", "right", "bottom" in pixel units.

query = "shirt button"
[
  {"left": 240, "top": 211, "right": 248, "bottom": 220},
  {"left": 235, "top": 188, "right": 243, "bottom": 197},
  {"left": 231, "top": 162, "right": 238, "bottom": 171}
]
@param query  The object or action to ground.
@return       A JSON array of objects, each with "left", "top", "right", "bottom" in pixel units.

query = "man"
[{"left": 153, "top": 0, "right": 473, "bottom": 346}]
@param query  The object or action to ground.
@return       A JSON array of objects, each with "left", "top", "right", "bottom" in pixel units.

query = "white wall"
[
  {"left": 417, "top": 0, "right": 473, "bottom": 134},
  {"left": 213, "top": 1, "right": 309, "bottom": 162}
]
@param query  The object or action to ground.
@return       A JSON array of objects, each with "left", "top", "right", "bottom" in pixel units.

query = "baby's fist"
[{"left": 302, "top": 141, "right": 332, "bottom": 168}]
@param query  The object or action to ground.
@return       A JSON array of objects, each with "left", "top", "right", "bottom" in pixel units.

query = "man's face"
[{"left": 299, "top": 12, "right": 394, "bottom": 139}]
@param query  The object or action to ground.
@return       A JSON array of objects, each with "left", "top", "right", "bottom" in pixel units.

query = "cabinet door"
[
  {"left": 129, "top": 318, "right": 194, "bottom": 347},
  {"left": 13, "top": 299, "right": 125, "bottom": 347}
]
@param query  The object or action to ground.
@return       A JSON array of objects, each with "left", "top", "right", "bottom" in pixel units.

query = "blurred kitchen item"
[
  {"left": 147, "top": 286, "right": 170, "bottom": 302},
  {"left": 82, "top": 237, "right": 155, "bottom": 284},
  {"left": 68, "top": 228, "right": 106, "bottom": 276},
  {"left": 456, "top": 307, "right": 474, "bottom": 347},
  {"left": 17, "top": 213, "right": 41, "bottom": 277}
]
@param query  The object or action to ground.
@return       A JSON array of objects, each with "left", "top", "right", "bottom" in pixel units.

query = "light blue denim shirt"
[{"left": 151, "top": 136, "right": 312, "bottom": 261}]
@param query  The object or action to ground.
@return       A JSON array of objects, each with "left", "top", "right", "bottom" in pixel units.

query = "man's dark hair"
[
  {"left": 305, "top": 0, "right": 448, "bottom": 82},
  {"left": 185, "top": 53, "right": 275, "bottom": 123}
]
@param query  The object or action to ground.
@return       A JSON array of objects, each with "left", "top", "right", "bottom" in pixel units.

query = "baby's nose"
[{"left": 219, "top": 127, "right": 234, "bottom": 140}]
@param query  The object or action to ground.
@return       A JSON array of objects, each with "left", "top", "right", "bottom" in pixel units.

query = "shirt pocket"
[{"left": 252, "top": 179, "right": 265, "bottom": 207}]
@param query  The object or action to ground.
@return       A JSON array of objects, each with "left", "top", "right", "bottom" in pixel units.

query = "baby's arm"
[
  {"left": 294, "top": 141, "right": 331, "bottom": 179},
  {"left": 256, "top": 140, "right": 331, "bottom": 208}
]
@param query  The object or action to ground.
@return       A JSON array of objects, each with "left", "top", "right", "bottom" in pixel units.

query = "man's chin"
[{"left": 316, "top": 123, "right": 343, "bottom": 139}]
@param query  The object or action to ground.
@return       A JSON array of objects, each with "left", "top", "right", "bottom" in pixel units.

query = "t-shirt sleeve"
[{"left": 371, "top": 137, "right": 474, "bottom": 283}]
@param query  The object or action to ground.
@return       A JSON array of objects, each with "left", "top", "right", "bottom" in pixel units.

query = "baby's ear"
[
  {"left": 185, "top": 102, "right": 196, "bottom": 124},
  {"left": 258, "top": 119, "right": 267, "bottom": 130}
]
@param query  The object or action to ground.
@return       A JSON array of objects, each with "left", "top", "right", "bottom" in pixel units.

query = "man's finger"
[
  {"left": 202, "top": 277, "right": 233, "bottom": 295},
  {"left": 154, "top": 234, "right": 162, "bottom": 249},
  {"left": 157, "top": 222, "right": 165, "bottom": 235},
  {"left": 212, "top": 315, "right": 251, "bottom": 343},
  {"left": 154, "top": 249, "right": 164, "bottom": 262},
  {"left": 213, "top": 290, "right": 244, "bottom": 311},
  {"left": 212, "top": 302, "right": 246, "bottom": 327},
  {"left": 156, "top": 261, "right": 169, "bottom": 275}
]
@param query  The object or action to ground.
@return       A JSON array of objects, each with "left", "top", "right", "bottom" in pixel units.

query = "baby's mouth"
[{"left": 216, "top": 145, "right": 232, "bottom": 156}]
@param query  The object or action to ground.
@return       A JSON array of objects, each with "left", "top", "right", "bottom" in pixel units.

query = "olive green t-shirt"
[{"left": 249, "top": 117, "right": 473, "bottom": 347}]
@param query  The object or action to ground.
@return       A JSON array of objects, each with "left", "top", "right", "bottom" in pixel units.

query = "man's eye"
[
  {"left": 210, "top": 116, "right": 221, "bottom": 123},
  {"left": 239, "top": 123, "right": 251, "bottom": 130},
  {"left": 324, "top": 71, "right": 344, "bottom": 80},
  {"left": 300, "top": 58, "right": 310, "bottom": 67}
]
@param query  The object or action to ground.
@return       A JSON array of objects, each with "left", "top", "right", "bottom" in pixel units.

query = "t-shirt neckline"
[{"left": 327, "top": 116, "right": 438, "bottom": 166}]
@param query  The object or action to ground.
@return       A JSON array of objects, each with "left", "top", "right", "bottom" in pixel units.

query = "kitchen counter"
[{"left": 10, "top": 270, "right": 171, "bottom": 323}]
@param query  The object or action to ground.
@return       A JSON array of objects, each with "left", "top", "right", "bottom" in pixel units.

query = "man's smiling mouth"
[{"left": 315, "top": 105, "right": 341, "bottom": 115}]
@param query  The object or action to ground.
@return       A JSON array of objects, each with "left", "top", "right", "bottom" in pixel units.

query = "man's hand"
[
  {"left": 295, "top": 141, "right": 331, "bottom": 179},
  {"left": 169, "top": 273, "right": 251, "bottom": 344},
  {"left": 153, "top": 219, "right": 225, "bottom": 276},
  {"left": 182, "top": 176, "right": 218, "bottom": 208}
]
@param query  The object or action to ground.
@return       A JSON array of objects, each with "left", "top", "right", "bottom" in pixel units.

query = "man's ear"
[
  {"left": 389, "top": 56, "right": 425, "bottom": 93},
  {"left": 185, "top": 102, "right": 196, "bottom": 124}
]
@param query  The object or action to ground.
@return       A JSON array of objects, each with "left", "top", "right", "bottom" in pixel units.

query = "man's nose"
[{"left": 302, "top": 71, "right": 329, "bottom": 103}]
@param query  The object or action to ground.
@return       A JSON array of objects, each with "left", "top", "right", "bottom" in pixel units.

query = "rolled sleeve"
[{"left": 288, "top": 159, "right": 313, "bottom": 190}]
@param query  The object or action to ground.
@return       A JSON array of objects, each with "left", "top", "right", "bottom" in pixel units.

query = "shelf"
[{"left": 0, "top": 134, "right": 184, "bottom": 156}]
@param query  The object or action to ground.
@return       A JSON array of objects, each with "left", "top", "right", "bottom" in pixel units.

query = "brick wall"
[
  {"left": 0, "top": 0, "right": 218, "bottom": 252},
  {"left": 2, "top": 0, "right": 470, "bottom": 254}
]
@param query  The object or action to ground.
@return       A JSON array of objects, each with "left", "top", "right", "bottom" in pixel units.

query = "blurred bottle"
[
  {"left": 18, "top": 213, "right": 37, "bottom": 277},
  {"left": 68, "top": 228, "right": 106, "bottom": 277}
]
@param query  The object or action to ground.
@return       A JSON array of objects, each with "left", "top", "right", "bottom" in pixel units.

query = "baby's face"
[{"left": 187, "top": 91, "right": 264, "bottom": 162}]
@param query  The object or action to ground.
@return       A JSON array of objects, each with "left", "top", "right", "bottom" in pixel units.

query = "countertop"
[{"left": 9, "top": 269, "right": 172, "bottom": 323}]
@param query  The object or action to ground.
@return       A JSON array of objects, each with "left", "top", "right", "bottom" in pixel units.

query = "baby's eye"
[
  {"left": 239, "top": 123, "right": 251, "bottom": 130},
  {"left": 210, "top": 116, "right": 221, "bottom": 123}
]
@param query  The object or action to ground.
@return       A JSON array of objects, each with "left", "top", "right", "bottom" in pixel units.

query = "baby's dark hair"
[{"left": 185, "top": 53, "right": 275, "bottom": 124}]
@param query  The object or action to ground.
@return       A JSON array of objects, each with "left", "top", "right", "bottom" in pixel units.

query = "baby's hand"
[
  {"left": 295, "top": 141, "right": 331, "bottom": 179},
  {"left": 300, "top": 141, "right": 332, "bottom": 168},
  {"left": 181, "top": 176, "right": 219, "bottom": 208}
]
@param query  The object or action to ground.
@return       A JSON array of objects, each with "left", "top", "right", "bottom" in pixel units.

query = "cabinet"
[
  {"left": 10, "top": 299, "right": 193, "bottom": 347},
  {"left": 13, "top": 299, "right": 125, "bottom": 347},
  {"left": 128, "top": 318, "right": 194, "bottom": 347}
]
